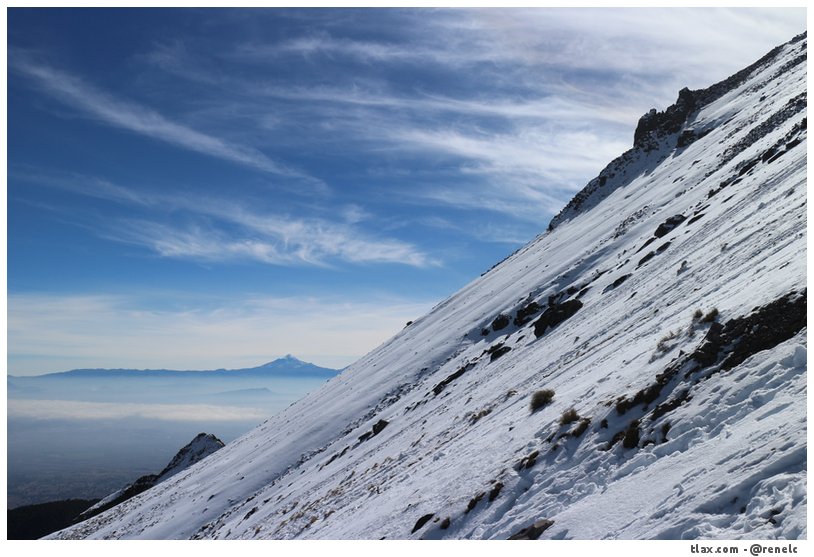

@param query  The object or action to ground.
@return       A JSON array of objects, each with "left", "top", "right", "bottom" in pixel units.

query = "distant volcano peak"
[{"left": 259, "top": 354, "right": 305, "bottom": 367}]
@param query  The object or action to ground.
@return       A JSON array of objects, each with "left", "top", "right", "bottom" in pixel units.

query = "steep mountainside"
[
  {"left": 76, "top": 434, "right": 225, "bottom": 522},
  {"left": 51, "top": 34, "right": 806, "bottom": 540}
]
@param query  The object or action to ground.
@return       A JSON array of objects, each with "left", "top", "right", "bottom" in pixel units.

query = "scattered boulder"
[
  {"left": 514, "top": 301, "right": 542, "bottom": 326},
  {"left": 636, "top": 236, "right": 657, "bottom": 253},
  {"left": 654, "top": 214, "right": 687, "bottom": 238},
  {"left": 516, "top": 450, "right": 539, "bottom": 471},
  {"left": 622, "top": 420, "right": 641, "bottom": 449},
  {"left": 465, "top": 492, "right": 485, "bottom": 513},
  {"left": 486, "top": 343, "right": 512, "bottom": 362},
  {"left": 508, "top": 519, "right": 554, "bottom": 540},
  {"left": 491, "top": 314, "right": 510, "bottom": 332},
  {"left": 358, "top": 419, "right": 390, "bottom": 443},
  {"left": 533, "top": 300, "right": 583, "bottom": 338},
  {"left": 488, "top": 482, "right": 504, "bottom": 502},
  {"left": 606, "top": 274, "right": 632, "bottom": 291},
  {"left": 372, "top": 419, "right": 389, "bottom": 436},
  {"left": 411, "top": 513, "right": 435, "bottom": 534},
  {"left": 687, "top": 213, "right": 705, "bottom": 225},
  {"left": 432, "top": 362, "right": 475, "bottom": 396}
]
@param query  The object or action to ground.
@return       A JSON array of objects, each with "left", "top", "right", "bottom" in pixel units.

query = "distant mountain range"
[
  {"left": 8, "top": 355, "right": 343, "bottom": 512},
  {"left": 8, "top": 354, "right": 343, "bottom": 408},
  {"left": 9, "top": 355, "right": 340, "bottom": 380}
]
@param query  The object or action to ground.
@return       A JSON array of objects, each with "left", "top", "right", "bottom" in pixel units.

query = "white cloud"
[
  {"left": 11, "top": 8, "right": 806, "bottom": 247},
  {"left": 106, "top": 218, "right": 435, "bottom": 268},
  {"left": 393, "top": 126, "right": 628, "bottom": 183},
  {"left": 7, "top": 293, "right": 435, "bottom": 375},
  {"left": 129, "top": 8, "right": 804, "bottom": 225},
  {"left": 243, "top": 33, "right": 420, "bottom": 63},
  {"left": 234, "top": 8, "right": 804, "bottom": 92},
  {"left": 13, "top": 170, "right": 436, "bottom": 268},
  {"left": 11, "top": 168, "right": 151, "bottom": 206},
  {"left": 384, "top": 126, "right": 630, "bottom": 219},
  {"left": 7, "top": 399, "right": 269, "bottom": 422},
  {"left": 9, "top": 56, "right": 311, "bottom": 180}
]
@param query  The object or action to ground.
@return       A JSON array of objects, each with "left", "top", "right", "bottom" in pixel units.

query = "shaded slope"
[{"left": 7, "top": 499, "right": 99, "bottom": 540}]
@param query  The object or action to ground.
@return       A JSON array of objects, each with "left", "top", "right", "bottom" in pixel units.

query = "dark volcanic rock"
[
  {"left": 432, "top": 362, "right": 475, "bottom": 396},
  {"left": 634, "top": 88, "right": 697, "bottom": 149},
  {"left": 486, "top": 343, "right": 512, "bottom": 362},
  {"left": 488, "top": 482, "right": 504, "bottom": 502},
  {"left": 638, "top": 252, "right": 656, "bottom": 267},
  {"left": 654, "top": 214, "right": 687, "bottom": 238},
  {"left": 533, "top": 300, "right": 583, "bottom": 338},
  {"left": 622, "top": 420, "right": 641, "bottom": 449},
  {"left": 607, "top": 274, "right": 632, "bottom": 291},
  {"left": 693, "top": 290, "right": 807, "bottom": 372},
  {"left": 465, "top": 492, "right": 485, "bottom": 513},
  {"left": 411, "top": 513, "right": 434, "bottom": 534},
  {"left": 359, "top": 419, "right": 390, "bottom": 442},
  {"left": 676, "top": 128, "right": 709, "bottom": 148},
  {"left": 508, "top": 519, "right": 554, "bottom": 540},
  {"left": 372, "top": 419, "right": 389, "bottom": 436},
  {"left": 615, "top": 290, "right": 806, "bottom": 428},
  {"left": 491, "top": 313, "right": 510, "bottom": 332},
  {"left": 514, "top": 301, "right": 542, "bottom": 326}
]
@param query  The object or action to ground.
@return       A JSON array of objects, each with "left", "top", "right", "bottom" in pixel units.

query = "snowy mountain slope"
[
  {"left": 77, "top": 433, "right": 225, "bottom": 522},
  {"left": 547, "top": 32, "right": 806, "bottom": 231},
  {"left": 49, "top": 34, "right": 807, "bottom": 540}
]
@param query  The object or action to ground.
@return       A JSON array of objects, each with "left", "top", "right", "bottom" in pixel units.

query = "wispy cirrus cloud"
[
  {"left": 13, "top": 169, "right": 436, "bottom": 268},
  {"left": 8, "top": 292, "right": 434, "bottom": 375},
  {"left": 8, "top": 8, "right": 806, "bottom": 293},
  {"left": 237, "top": 33, "right": 420, "bottom": 63},
  {"left": 9, "top": 55, "right": 312, "bottom": 180},
  {"left": 390, "top": 126, "right": 628, "bottom": 191},
  {"left": 241, "top": 8, "right": 803, "bottom": 88},
  {"left": 106, "top": 217, "right": 434, "bottom": 268},
  {"left": 246, "top": 83, "right": 643, "bottom": 129},
  {"left": 136, "top": 7, "right": 803, "bottom": 226}
]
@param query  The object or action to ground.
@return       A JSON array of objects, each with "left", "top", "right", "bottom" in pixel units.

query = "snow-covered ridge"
[
  {"left": 156, "top": 433, "right": 226, "bottom": 482},
  {"left": 547, "top": 31, "right": 807, "bottom": 231},
  {"left": 78, "top": 433, "right": 225, "bottom": 521},
  {"left": 50, "top": 33, "right": 806, "bottom": 540}
]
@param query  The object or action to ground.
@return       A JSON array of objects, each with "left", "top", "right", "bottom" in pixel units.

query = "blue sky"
[{"left": 7, "top": 7, "right": 806, "bottom": 375}]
